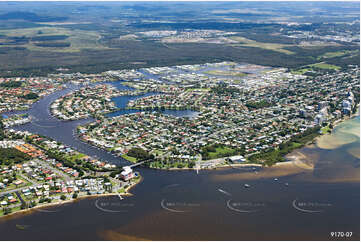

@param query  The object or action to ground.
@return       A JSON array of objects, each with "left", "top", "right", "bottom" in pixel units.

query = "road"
[
  {"left": 0, "top": 187, "right": 28, "bottom": 197},
  {"left": 15, "top": 191, "right": 25, "bottom": 204},
  {"left": 35, "top": 159, "right": 72, "bottom": 181},
  {"left": 0, "top": 159, "right": 71, "bottom": 197},
  {"left": 0, "top": 174, "right": 39, "bottom": 196}
]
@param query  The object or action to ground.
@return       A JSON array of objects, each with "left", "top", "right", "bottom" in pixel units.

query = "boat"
[
  {"left": 16, "top": 225, "right": 27, "bottom": 230},
  {"left": 244, "top": 184, "right": 251, "bottom": 188},
  {"left": 217, "top": 189, "right": 231, "bottom": 196},
  {"left": 274, "top": 178, "right": 278, "bottom": 181}
]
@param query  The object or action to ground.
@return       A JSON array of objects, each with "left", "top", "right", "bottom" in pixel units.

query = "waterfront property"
[
  {"left": 0, "top": 77, "right": 65, "bottom": 113},
  {"left": 76, "top": 63, "right": 359, "bottom": 168},
  {"left": 0, "top": 128, "right": 141, "bottom": 217},
  {"left": 0, "top": 61, "right": 359, "bottom": 216}
]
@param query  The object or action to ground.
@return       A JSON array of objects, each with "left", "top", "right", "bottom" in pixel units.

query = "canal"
[{"left": 0, "top": 81, "right": 359, "bottom": 240}]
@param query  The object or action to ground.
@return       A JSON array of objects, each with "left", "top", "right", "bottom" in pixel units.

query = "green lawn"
[
  {"left": 23, "top": 194, "right": 36, "bottom": 202},
  {"left": 206, "top": 146, "right": 235, "bottom": 160},
  {"left": 152, "top": 150, "right": 164, "bottom": 156},
  {"left": 1, "top": 175, "right": 32, "bottom": 192},
  {"left": 309, "top": 62, "right": 341, "bottom": 70},
  {"left": 0, "top": 205, "right": 22, "bottom": 217},
  {"left": 68, "top": 152, "right": 86, "bottom": 162},
  {"left": 121, "top": 154, "right": 137, "bottom": 163},
  {"left": 293, "top": 62, "right": 341, "bottom": 74},
  {"left": 289, "top": 142, "right": 302, "bottom": 149},
  {"left": 291, "top": 68, "right": 313, "bottom": 75},
  {"left": 117, "top": 187, "right": 126, "bottom": 194},
  {"left": 318, "top": 50, "right": 358, "bottom": 59},
  {"left": 321, "top": 125, "right": 331, "bottom": 134}
]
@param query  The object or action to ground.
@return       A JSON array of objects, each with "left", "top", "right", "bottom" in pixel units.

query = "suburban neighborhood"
[
  {"left": 0, "top": 128, "right": 140, "bottom": 217},
  {"left": 0, "top": 61, "right": 359, "bottom": 216},
  {"left": 75, "top": 63, "right": 359, "bottom": 168}
]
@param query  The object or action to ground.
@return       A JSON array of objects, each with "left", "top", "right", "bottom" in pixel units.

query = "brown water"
[{"left": 0, "top": 88, "right": 359, "bottom": 241}]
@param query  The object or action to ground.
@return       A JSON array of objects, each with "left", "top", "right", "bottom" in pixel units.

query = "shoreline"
[
  {"left": 77, "top": 109, "right": 359, "bottom": 173},
  {"left": 54, "top": 80, "right": 359, "bottom": 172},
  {"left": 331, "top": 107, "right": 359, "bottom": 130},
  {"left": 166, "top": 163, "right": 263, "bottom": 171},
  {"left": 0, "top": 175, "right": 141, "bottom": 220},
  {"left": 1, "top": 109, "right": 358, "bottom": 221},
  {"left": 121, "top": 109, "right": 360, "bottom": 171}
]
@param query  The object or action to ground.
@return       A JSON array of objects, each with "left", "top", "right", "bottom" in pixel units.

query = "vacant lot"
[
  {"left": 206, "top": 146, "right": 236, "bottom": 160},
  {"left": 203, "top": 70, "right": 247, "bottom": 77},
  {"left": 0, "top": 26, "right": 108, "bottom": 52},
  {"left": 309, "top": 62, "right": 341, "bottom": 70},
  {"left": 229, "top": 36, "right": 294, "bottom": 55},
  {"left": 318, "top": 50, "right": 359, "bottom": 59}
]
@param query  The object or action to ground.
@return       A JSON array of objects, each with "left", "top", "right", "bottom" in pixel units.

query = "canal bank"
[{"left": 0, "top": 81, "right": 359, "bottom": 240}]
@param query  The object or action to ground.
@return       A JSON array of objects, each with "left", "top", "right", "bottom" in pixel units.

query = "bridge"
[{"left": 128, "top": 158, "right": 152, "bottom": 168}]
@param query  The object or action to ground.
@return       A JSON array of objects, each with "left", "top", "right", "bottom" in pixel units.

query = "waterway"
[
  {"left": 106, "top": 81, "right": 199, "bottom": 118},
  {"left": 0, "top": 82, "right": 359, "bottom": 240}
]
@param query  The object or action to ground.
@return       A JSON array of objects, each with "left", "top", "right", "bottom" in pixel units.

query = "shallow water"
[
  {"left": 0, "top": 84, "right": 359, "bottom": 241},
  {"left": 317, "top": 116, "right": 360, "bottom": 149}
]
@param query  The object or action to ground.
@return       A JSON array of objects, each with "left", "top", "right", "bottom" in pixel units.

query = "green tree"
[
  {"left": 20, "top": 202, "right": 27, "bottom": 210},
  {"left": 22, "top": 92, "right": 39, "bottom": 100},
  {"left": 30, "top": 200, "right": 37, "bottom": 208},
  {"left": 127, "top": 147, "right": 152, "bottom": 160},
  {"left": 3, "top": 207, "right": 11, "bottom": 215}
]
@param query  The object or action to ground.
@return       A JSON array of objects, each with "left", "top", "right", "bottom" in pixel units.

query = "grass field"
[
  {"left": 293, "top": 61, "right": 341, "bottom": 74},
  {"left": 308, "top": 62, "right": 341, "bottom": 70},
  {"left": 67, "top": 153, "right": 86, "bottom": 162},
  {"left": 203, "top": 70, "right": 247, "bottom": 77},
  {"left": 229, "top": 36, "right": 294, "bottom": 55},
  {"left": 121, "top": 154, "right": 137, "bottom": 163},
  {"left": 206, "top": 146, "right": 235, "bottom": 160},
  {"left": 318, "top": 50, "right": 358, "bottom": 59},
  {"left": 291, "top": 68, "right": 314, "bottom": 75},
  {"left": 0, "top": 26, "right": 109, "bottom": 52}
]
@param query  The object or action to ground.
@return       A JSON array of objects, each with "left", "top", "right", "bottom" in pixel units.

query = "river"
[{"left": 0, "top": 82, "right": 359, "bottom": 240}]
